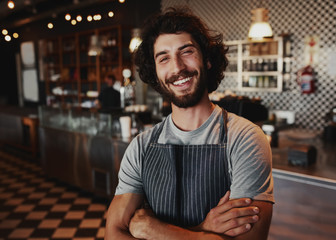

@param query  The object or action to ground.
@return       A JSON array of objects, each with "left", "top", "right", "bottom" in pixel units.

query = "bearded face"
[
  {"left": 157, "top": 68, "right": 207, "bottom": 108},
  {"left": 153, "top": 33, "right": 208, "bottom": 108}
]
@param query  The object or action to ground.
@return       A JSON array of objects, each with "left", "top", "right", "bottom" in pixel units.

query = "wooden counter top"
[{"left": 271, "top": 129, "right": 336, "bottom": 182}]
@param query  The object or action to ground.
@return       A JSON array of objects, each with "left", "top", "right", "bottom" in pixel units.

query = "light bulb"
[
  {"left": 5, "top": 35, "right": 11, "bottom": 41},
  {"left": 8, "top": 0, "right": 15, "bottom": 9},
  {"left": 2, "top": 29, "right": 8, "bottom": 35},
  {"left": 65, "top": 13, "right": 71, "bottom": 21},
  {"left": 108, "top": 11, "right": 114, "bottom": 18}
]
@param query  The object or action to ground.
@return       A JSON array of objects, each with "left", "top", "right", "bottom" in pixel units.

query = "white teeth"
[{"left": 173, "top": 77, "right": 191, "bottom": 86}]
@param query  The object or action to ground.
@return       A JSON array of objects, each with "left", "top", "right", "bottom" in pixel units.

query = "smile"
[{"left": 172, "top": 77, "right": 192, "bottom": 86}]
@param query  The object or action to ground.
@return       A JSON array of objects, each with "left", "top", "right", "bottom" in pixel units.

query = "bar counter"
[
  {"left": 269, "top": 129, "right": 336, "bottom": 240},
  {"left": 36, "top": 106, "right": 335, "bottom": 239}
]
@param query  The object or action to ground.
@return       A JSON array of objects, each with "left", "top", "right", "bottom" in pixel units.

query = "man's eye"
[
  {"left": 182, "top": 49, "right": 193, "bottom": 55},
  {"left": 159, "top": 57, "right": 168, "bottom": 63}
]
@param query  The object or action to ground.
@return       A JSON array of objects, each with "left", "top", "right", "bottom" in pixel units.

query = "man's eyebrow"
[
  {"left": 154, "top": 43, "right": 196, "bottom": 60},
  {"left": 154, "top": 50, "right": 167, "bottom": 60},
  {"left": 178, "top": 43, "right": 195, "bottom": 51}
]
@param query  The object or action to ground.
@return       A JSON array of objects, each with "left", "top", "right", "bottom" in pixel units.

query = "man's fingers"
[
  {"left": 224, "top": 223, "right": 252, "bottom": 237},
  {"left": 217, "top": 191, "right": 230, "bottom": 206},
  {"left": 218, "top": 215, "right": 259, "bottom": 235},
  {"left": 217, "top": 206, "right": 259, "bottom": 223},
  {"left": 215, "top": 197, "right": 253, "bottom": 214}
]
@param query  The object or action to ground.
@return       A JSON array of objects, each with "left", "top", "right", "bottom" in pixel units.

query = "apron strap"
[
  {"left": 220, "top": 109, "right": 228, "bottom": 143},
  {"left": 151, "top": 116, "right": 167, "bottom": 143}
]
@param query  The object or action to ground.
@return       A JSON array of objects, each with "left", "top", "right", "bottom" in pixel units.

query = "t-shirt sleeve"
[
  {"left": 114, "top": 135, "right": 144, "bottom": 195},
  {"left": 228, "top": 118, "right": 274, "bottom": 203}
]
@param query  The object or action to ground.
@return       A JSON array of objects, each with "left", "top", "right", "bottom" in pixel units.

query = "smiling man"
[{"left": 105, "top": 7, "right": 274, "bottom": 240}]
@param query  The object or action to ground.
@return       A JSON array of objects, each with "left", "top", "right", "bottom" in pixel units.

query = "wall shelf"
[
  {"left": 225, "top": 37, "right": 290, "bottom": 92},
  {"left": 41, "top": 25, "right": 130, "bottom": 107}
]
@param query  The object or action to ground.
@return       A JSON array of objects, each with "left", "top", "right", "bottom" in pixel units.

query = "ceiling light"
[
  {"left": 8, "top": 0, "right": 15, "bottom": 9},
  {"left": 129, "top": 28, "right": 142, "bottom": 53},
  {"left": 119, "top": 0, "right": 125, "bottom": 3},
  {"left": 71, "top": 19, "right": 77, "bottom": 25},
  {"left": 248, "top": 8, "right": 273, "bottom": 40},
  {"left": 47, "top": 23, "right": 54, "bottom": 29},
  {"left": 2, "top": 29, "right": 8, "bottom": 35},
  {"left": 93, "top": 14, "right": 102, "bottom": 21},
  {"left": 108, "top": 11, "right": 114, "bottom": 18},
  {"left": 13, "top": 33, "right": 19, "bottom": 38},
  {"left": 76, "top": 15, "right": 82, "bottom": 22},
  {"left": 5, "top": 35, "right": 11, "bottom": 41},
  {"left": 87, "top": 15, "right": 93, "bottom": 22},
  {"left": 65, "top": 13, "right": 71, "bottom": 21},
  {"left": 88, "top": 35, "right": 102, "bottom": 56}
]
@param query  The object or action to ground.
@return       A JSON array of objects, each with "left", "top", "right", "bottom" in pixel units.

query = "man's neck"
[{"left": 171, "top": 93, "right": 215, "bottom": 131}]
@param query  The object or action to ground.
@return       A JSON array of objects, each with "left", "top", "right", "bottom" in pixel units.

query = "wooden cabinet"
[
  {"left": 41, "top": 25, "right": 130, "bottom": 107},
  {"left": 225, "top": 37, "right": 291, "bottom": 92}
]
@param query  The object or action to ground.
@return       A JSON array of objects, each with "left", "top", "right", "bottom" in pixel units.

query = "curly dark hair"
[{"left": 134, "top": 7, "right": 229, "bottom": 93}]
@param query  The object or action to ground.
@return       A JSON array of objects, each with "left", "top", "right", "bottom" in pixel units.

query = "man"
[
  {"left": 105, "top": 8, "right": 273, "bottom": 240},
  {"left": 97, "top": 73, "right": 121, "bottom": 109}
]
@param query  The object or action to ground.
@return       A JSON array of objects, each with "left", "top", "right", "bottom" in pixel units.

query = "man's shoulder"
[
  {"left": 131, "top": 118, "right": 167, "bottom": 149},
  {"left": 226, "top": 111, "right": 264, "bottom": 140}
]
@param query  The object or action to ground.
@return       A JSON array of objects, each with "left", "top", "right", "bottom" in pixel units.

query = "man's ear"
[{"left": 207, "top": 60, "right": 212, "bottom": 69}]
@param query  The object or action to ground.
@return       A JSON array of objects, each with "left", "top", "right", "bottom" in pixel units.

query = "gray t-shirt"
[{"left": 115, "top": 105, "right": 274, "bottom": 203}]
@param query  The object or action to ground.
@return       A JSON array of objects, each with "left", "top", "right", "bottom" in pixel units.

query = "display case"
[
  {"left": 38, "top": 106, "right": 129, "bottom": 197},
  {"left": 225, "top": 37, "right": 291, "bottom": 92}
]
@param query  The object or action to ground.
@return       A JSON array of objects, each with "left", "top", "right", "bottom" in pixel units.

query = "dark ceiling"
[{"left": 0, "top": 0, "right": 130, "bottom": 29}]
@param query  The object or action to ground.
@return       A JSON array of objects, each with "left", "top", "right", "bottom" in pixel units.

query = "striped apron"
[{"left": 142, "top": 109, "right": 231, "bottom": 227}]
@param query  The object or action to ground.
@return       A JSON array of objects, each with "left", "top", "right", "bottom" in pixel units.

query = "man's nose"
[{"left": 170, "top": 55, "right": 185, "bottom": 75}]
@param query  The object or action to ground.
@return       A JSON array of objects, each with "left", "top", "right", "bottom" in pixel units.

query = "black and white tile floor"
[{"left": 0, "top": 149, "right": 110, "bottom": 239}]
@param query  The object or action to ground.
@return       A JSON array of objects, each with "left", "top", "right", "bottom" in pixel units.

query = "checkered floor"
[{"left": 0, "top": 148, "right": 110, "bottom": 239}]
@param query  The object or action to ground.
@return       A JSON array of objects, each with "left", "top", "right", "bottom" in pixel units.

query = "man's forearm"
[
  {"left": 129, "top": 201, "right": 272, "bottom": 240},
  {"left": 129, "top": 209, "right": 230, "bottom": 240},
  {"left": 137, "top": 219, "right": 229, "bottom": 240}
]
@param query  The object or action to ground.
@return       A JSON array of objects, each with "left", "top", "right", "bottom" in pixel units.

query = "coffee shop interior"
[{"left": 0, "top": 0, "right": 335, "bottom": 239}]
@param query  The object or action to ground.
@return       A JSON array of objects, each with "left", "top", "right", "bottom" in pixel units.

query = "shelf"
[
  {"left": 240, "top": 87, "right": 280, "bottom": 92},
  {"left": 242, "top": 55, "right": 279, "bottom": 60},
  {"left": 242, "top": 71, "right": 279, "bottom": 76},
  {"left": 224, "top": 37, "right": 287, "bottom": 93},
  {"left": 99, "top": 61, "right": 119, "bottom": 66},
  {"left": 41, "top": 25, "right": 130, "bottom": 107}
]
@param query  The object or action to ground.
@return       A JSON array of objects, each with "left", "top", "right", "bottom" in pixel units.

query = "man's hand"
[
  {"left": 195, "top": 191, "right": 260, "bottom": 237},
  {"left": 129, "top": 208, "right": 158, "bottom": 239}
]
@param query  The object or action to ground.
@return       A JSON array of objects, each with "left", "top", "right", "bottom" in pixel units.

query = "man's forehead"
[{"left": 153, "top": 32, "right": 197, "bottom": 53}]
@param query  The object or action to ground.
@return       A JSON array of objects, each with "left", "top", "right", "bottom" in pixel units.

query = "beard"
[{"left": 157, "top": 69, "right": 207, "bottom": 108}]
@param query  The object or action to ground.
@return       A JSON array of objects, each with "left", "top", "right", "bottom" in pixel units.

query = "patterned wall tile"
[{"left": 161, "top": 0, "right": 336, "bottom": 130}]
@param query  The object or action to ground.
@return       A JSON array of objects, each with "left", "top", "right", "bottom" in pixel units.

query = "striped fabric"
[{"left": 142, "top": 110, "right": 231, "bottom": 227}]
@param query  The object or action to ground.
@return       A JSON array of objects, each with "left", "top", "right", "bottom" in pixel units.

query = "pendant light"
[
  {"left": 248, "top": 8, "right": 273, "bottom": 40},
  {"left": 129, "top": 28, "right": 142, "bottom": 53},
  {"left": 88, "top": 35, "right": 102, "bottom": 56}
]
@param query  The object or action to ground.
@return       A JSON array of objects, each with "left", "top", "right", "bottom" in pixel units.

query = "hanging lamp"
[
  {"left": 129, "top": 28, "right": 142, "bottom": 53},
  {"left": 248, "top": 8, "right": 273, "bottom": 40}
]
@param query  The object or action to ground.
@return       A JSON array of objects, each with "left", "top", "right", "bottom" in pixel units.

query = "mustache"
[{"left": 165, "top": 70, "right": 197, "bottom": 84}]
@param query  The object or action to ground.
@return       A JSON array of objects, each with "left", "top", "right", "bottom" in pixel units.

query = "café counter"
[
  {"left": 269, "top": 129, "right": 336, "bottom": 240},
  {"left": 38, "top": 105, "right": 336, "bottom": 239},
  {"left": 38, "top": 106, "right": 131, "bottom": 198}
]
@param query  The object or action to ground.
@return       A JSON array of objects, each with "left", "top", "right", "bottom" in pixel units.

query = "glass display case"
[{"left": 38, "top": 106, "right": 118, "bottom": 137}]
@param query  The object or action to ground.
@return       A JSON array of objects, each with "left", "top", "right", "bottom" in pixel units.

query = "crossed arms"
[{"left": 104, "top": 191, "right": 273, "bottom": 240}]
